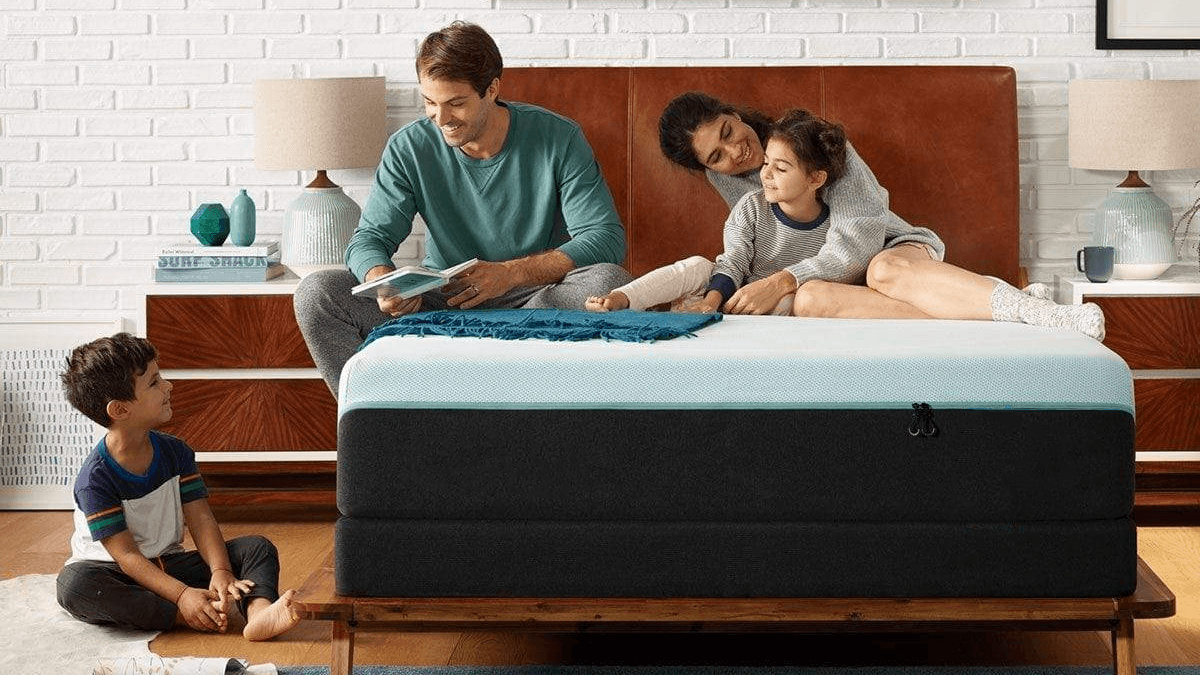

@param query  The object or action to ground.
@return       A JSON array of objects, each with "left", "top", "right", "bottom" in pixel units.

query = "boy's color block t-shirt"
[{"left": 66, "top": 430, "right": 208, "bottom": 565}]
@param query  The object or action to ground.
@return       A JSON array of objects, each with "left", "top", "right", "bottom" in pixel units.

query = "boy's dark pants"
[{"left": 56, "top": 535, "right": 281, "bottom": 632}]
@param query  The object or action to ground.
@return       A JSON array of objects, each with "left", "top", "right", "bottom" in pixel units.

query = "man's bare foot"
[
  {"left": 584, "top": 291, "right": 630, "bottom": 312},
  {"left": 243, "top": 590, "right": 302, "bottom": 641}
]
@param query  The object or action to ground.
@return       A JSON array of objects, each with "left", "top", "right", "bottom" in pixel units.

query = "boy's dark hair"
[
  {"left": 61, "top": 332, "right": 158, "bottom": 428},
  {"left": 658, "top": 91, "right": 772, "bottom": 172},
  {"left": 768, "top": 108, "right": 848, "bottom": 198},
  {"left": 416, "top": 21, "right": 503, "bottom": 98}
]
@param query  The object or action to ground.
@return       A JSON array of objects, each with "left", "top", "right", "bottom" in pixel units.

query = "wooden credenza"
[
  {"left": 1058, "top": 266, "right": 1200, "bottom": 510},
  {"left": 143, "top": 276, "right": 337, "bottom": 515}
]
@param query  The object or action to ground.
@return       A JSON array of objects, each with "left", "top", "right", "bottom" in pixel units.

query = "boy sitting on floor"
[{"left": 55, "top": 332, "right": 301, "bottom": 640}]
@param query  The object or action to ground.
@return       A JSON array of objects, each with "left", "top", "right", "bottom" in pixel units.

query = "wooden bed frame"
[
  {"left": 297, "top": 555, "right": 1173, "bottom": 675},
  {"left": 296, "top": 66, "right": 1171, "bottom": 670}
]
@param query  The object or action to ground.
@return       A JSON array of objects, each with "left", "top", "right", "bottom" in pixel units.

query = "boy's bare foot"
[
  {"left": 210, "top": 598, "right": 230, "bottom": 631},
  {"left": 584, "top": 291, "right": 630, "bottom": 312},
  {"left": 243, "top": 589, "right": 302, "bottom": 641}
]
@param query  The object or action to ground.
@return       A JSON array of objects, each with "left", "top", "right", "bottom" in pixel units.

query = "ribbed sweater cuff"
[{"left": 706, "top": 274, "right": 737, "bottom": 304}]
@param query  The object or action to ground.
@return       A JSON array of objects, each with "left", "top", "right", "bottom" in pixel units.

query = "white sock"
[
  {"left": 989, "top": 282, "right": 1105, "bottom": 341},
  {"left": 1021, "top": 282, "right": 1052, "bottom": 300},
  {"left": 982, "top": 276, "right": 1053, "bottom": 301}
]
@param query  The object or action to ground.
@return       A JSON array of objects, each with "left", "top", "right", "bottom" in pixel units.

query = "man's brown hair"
[
  {"left": 61, "top": 332, "right": 158, "bottom": 428},
  {"left": 416, "top": 21, "right": 503, "bottom": 97}
]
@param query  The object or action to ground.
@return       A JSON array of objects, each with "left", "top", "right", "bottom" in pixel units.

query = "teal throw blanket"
[{"left": 361, "top": 309, "right": 721, "bottom": 348}]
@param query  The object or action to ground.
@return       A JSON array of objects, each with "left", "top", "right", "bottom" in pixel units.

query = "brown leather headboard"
[{"left": 503, "top": 66, "right": 1019, "bottom": 283}]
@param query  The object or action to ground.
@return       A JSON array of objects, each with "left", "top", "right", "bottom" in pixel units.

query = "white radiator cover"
[{"left": 0, "top": 319, "right": 120, "bottom": 510}]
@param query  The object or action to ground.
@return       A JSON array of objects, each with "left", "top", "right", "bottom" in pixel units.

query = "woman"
[
  {"left": 656, "top": 92, "right": 1104, "bottom": 339},
  {"left": 589, "top": 107, "right": 852, "bottom": 315}
]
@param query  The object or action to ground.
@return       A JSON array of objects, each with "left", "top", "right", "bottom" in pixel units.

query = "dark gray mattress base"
[
  {"left": 334, "top": 517, "right": 1137, "bottom": 598},
  {"left": 337, "top": 407, "right": 1134, "bottom": 522}
]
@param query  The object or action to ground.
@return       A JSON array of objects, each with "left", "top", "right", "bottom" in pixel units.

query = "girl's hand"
[
  {"left": 675, "top": 290, "right": 723, "bottom": 314},
  {"left": 722, "top": 271, "right": 797, "bottom": 315}
]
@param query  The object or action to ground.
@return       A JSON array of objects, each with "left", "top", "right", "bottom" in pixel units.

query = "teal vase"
[
  {"left": 190, "top": 203, "right": 230, "bottom": 246},
  {"left": 229, "top": 189, "right": 256, "bottom": 247}
]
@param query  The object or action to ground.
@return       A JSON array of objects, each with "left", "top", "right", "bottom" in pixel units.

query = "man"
[{"left": 294, "top": 21, "right": 631, "bottom": 394}]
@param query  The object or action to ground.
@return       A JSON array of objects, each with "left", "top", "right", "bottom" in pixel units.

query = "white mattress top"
[{"left": 338, "top": 315, "right": 1134, "bottom": 415}]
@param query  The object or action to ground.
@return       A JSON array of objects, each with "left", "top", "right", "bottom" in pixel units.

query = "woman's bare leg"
[
  {"left": 793, "top": 279, "right": 932, "bottom": 319},
  {"left": 867, "top": 245, "right": 1104, "bottom": 339},
  {"left": 865, "top": 245, "right": 994, "bottom": 319}
]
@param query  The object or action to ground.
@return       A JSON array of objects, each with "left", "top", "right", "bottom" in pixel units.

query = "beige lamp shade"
[
  {"left": 1068, "top": 79, "right": 1200, "bottom": 170},
  {"left": 254, "top": 76, "right": 388, "bottom": 171}
]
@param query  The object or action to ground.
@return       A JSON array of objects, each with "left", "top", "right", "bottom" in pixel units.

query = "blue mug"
[{"left": 1077, "top": 246, "right": 1114, "bottom": 283}]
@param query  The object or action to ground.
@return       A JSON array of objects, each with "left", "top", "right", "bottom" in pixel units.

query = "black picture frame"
[{"left": 1097, "top": 0, "right": 1200, "bottom": 49}]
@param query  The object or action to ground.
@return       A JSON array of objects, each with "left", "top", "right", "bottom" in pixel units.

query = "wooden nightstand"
[
  {"left": 1057, "top": 265, "right": 1200, "bottom": 511},
  {"left": 141, "top": 271, "right": 337, "bottom": 515}
]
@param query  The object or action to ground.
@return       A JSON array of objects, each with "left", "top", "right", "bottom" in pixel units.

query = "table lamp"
[
  {"left": 254, "top": 76, "right": 388, "bottom": 268},
  {"left": 1068, "top": 79, "right": 1200, "bottom": 279}
]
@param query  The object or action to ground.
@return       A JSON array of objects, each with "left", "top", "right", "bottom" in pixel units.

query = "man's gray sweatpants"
[{"left": 293, "top": 263, "right": 632, "bottom": 396}]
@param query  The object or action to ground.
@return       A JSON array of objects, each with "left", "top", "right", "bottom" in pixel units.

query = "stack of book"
[{"left": 155, "top": 240, "right": 284, "bottom": 283}]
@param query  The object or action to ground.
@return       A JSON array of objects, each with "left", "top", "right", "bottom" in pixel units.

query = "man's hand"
[
  {"left": 447, "top": 261, "right": 520, "bottom": 309},
  {"left": 177, "top": 587, "right": 228, "bottom": 632},
  {"left": 722, "top": 270, "right": 797, "bottom": 315},
  {"left": 379, "top": 293, "right": 423, "bottom": 317},
  {"left": 365, "top": 265, "right": 424, "bottom": 317}
]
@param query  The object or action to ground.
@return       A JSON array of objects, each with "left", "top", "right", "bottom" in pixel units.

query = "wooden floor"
[{"left": 4, "top": 509, "right": 1198, "bottom": 667}]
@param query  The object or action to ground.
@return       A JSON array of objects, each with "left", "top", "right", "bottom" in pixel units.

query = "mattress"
[
  {"left": 339, "top": 406, "right": 1133, "bottom": 522},
  {"left": 336, "top": 317, "right": 1134, "bottom": 523},
  {"left": 335, "top": 518, "right": 1138, "bottom": 598},
  {"left": 335, "top": 316, "right": 1136, "bottom": 598},
  {"left": 338, "top": 316, "right": 1134, "bottom": 414}
]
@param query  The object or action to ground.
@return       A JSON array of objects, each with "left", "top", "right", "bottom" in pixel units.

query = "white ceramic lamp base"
[{"left": 282, "top": 187, "right": 361, "bottom": 267}]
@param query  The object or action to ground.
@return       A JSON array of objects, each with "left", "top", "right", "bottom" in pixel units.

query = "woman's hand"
[{"left": 722, "top": 271, "right": 797, "bottom": 315}]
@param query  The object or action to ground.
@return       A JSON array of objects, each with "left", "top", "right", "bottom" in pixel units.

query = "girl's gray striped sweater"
[{"left": 705, "top": 141, "right": 945, "bottom": 288}]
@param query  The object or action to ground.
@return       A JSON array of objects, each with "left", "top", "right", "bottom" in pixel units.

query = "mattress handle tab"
[{"left": 908, "top": 402, "right": 938, "bottom": 438}]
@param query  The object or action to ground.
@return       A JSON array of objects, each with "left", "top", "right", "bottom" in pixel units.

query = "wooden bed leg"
[
  {"left": 1112, "top": 615, "right": 1135, "bottom": 675},
  {"left": 331, "top": 619, "right": 354, "bottom": 675}
]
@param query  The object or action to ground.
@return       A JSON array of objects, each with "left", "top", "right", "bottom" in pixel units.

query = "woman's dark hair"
[
  {"left": 768, "top": 108, "right": 848, "bottom": 196},
  {"left": 60, "top": 332, "right": 157, "bottom": 428},
  {"left": 416, "top": 21, "right": 503, "bottom": 98},
  {"left": 658, "top": 91, "right": 772, "bottom": 172}
]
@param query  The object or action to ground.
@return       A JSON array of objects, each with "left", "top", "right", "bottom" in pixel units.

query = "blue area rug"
[{"left": 276, "top": 662, "right": 1200, "bottom": 667}]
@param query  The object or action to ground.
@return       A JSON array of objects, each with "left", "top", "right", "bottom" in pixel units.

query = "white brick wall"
[{"left": 2, "top": 0, "right": 1200, "bottom": 328}]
